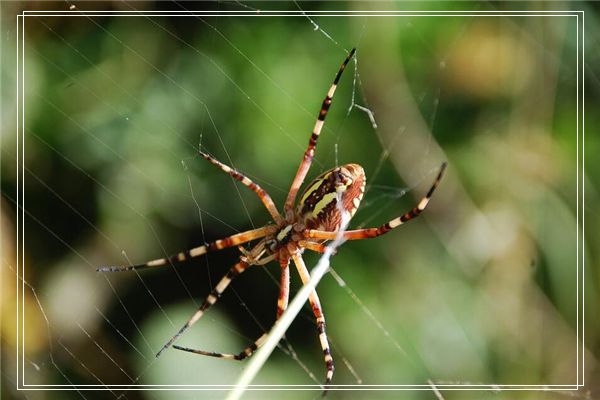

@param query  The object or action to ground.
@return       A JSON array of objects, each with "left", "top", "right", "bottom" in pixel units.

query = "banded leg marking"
[
  {"left": 284, "top": 48, "right": 356, "bottom": 214},
  {"left": 172, "top": 258, "right": 291, "bottom": 361},
  {"left": 97, "top": 226, "right": 274, "bottom": 272},
  {"left": 291, "top": 253, "right": 334, "bottom": 387},
  {"left": 155, "top": 261, "right": 250, "bottom": 358},
  {"left": 306, "top": 162, "right": 447, "bottom": 241},
  {"left": 199, "top": 150, "right": 283, "bottom": 224}
]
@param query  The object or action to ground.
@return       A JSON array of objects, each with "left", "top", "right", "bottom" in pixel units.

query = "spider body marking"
[
  {"left": 259, "top": 163, "right": 366, "bottom": 262},
  {"left": 98, "top": 48, "right": 447, "bottom": 391},
  {"left": 298, "top": 163, "right": 366, "bottom": 230}
]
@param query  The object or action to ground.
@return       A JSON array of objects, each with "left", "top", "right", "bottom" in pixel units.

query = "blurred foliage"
[{"left": 1, "top": 1, "right": 599, "bottom": 400}]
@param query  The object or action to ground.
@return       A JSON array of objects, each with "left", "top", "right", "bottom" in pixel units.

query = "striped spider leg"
[
  {"left": 172, "top": 256, "right": 291, "bottom": 361},
  {"left": 304, "top": 162, "right": 447, "bottom": 242},
  {"left": 283, "top": 48, "right": 356, "bottom": 219},
  {"left": 292, "top": 253, "right": 334, "bottom": 384},
  {"left": 97, "top": 226, "right": 274, "bottom": 273}
]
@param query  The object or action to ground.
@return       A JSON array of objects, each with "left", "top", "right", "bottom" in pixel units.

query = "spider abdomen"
[{"left": 297, "top": 164, "right": 366, "bottom": 231}]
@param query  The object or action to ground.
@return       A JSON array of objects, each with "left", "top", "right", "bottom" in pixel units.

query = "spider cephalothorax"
[{"left": 99, "top": 48, "right": 446, "bottom": 389}]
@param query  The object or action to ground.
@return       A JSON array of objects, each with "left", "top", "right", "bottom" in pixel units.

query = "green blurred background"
[{"left": 1, "top": 1, "right": 598, "bottom": 399}]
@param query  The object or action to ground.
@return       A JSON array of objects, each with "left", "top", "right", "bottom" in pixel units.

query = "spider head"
[{"left": 297, "top": 163, "right": 366, "bottom": 231}]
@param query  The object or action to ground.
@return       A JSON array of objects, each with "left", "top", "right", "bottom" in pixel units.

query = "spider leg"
[
  {"left": 276, "top": 256, "right": 291, "bottom": 319},
  {"left": 298, "top": 240, "right": 328, "bottom": 254},
  {"left": 97, "top": 225, "right": 275, "bottom": 272},
  {"left": 172, "top": 334, "right": 269, "bottom": 361},
  {"left": 284, "top": 48, "right": 356, "bottom": 216},
  {"left": 199, "top": 150, "right": 284, "bottom": 224},
  {"left": 156, "top": 260, "right": 250, "bottom": 358},
  {"left": 292, "top": 253, "right": 334, "bottom": 389},
  {"left": 173, "top": 257, "right": 291, "bottom": 361},
  {"left": 306, "top": 162, "right": 447, "bottom": 241}
]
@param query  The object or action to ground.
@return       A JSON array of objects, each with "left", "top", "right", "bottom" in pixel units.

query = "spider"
[{"left": 99, "top": 48, "right": 446, "bottom": 388}]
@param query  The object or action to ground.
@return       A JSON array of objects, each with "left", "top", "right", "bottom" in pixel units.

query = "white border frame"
[{"left": 14, "top": 8, "right": 585, "bottom": 393}]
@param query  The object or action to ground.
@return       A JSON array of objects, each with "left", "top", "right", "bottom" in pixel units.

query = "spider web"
[{"left": 2, "top": 2, "right": 590, "bottom": 400}]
